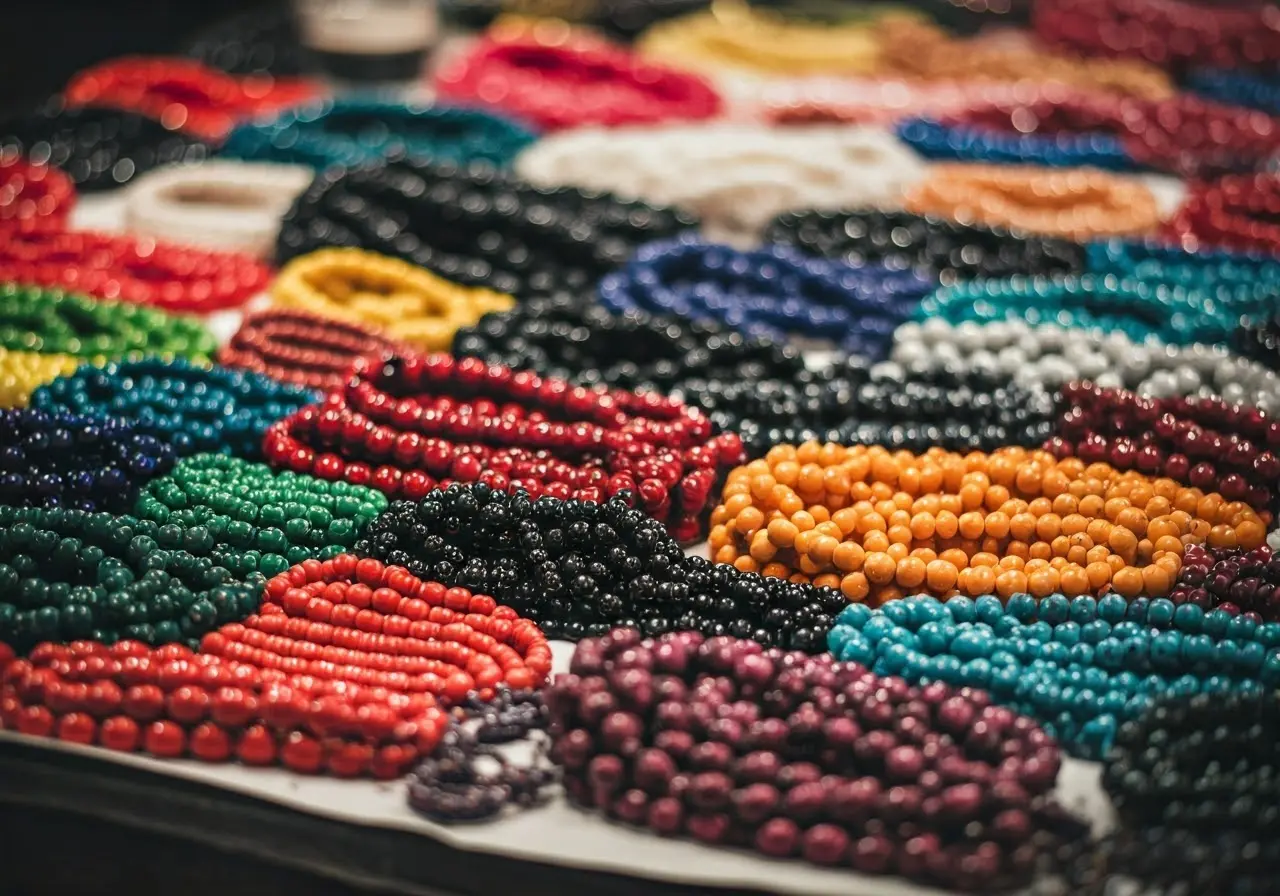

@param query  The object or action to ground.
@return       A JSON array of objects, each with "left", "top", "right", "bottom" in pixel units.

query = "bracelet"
[
  {"left": 1047, "top": 382, "right": 1280, "bottom": 517},
  {"left": 1173, "top": 543, "right": 1280, "bottom": 619},
  {"left": 0, "top": 554, "right": 552, "bottom": 776},
  {"left": 433, "top": 19, "right": 721, "bottom": 130},
  {"left": 0, "top": 103, "right": 212, "bottom": 193},
  {"left": 0, "top": 407, "right": 176, "bottom": 513},
  {"left": 133, "top": 454, "right": 388, "bottom": 574},
  {"left": 270, "top": 248, "right": 514, "bottom": 352},
  {"left": 276, "top": 156, "right": 698, "bottom": 300},
  {"left": 221, "top": 98, "right": 537, "bottom": 170},
  {"left": 219, "top": 309, "right": 407, "bottom": 392},
  {"left": 710, "top": 443, "right": 1267, "bottom": 605},
  {"left": 0, "top": 350, "right": 80, "bottom": 409},
  {"left": 30, "top": 357, "right": 320, "bottom": 460},
  {"left": 262, "top": 352, "right": 745, "bottom": 541},
  {"left": 829, "top": 592, "right": 1280, "bottom": 760},
  {"left": 182, "top": 3, "right": 306, "bottom": 76},
  {"left": 64, "top": 56, "right": 323, "bottom": 142},
  {"left": 0, "top": 284, "right": 217, "bottom": 363},
  {"left": 903, "top": 164, "right": 1162, "bottom": 241},
  {"left": 1189, "top": 68, "right": 1280, "bottom": 116},
  {"left": 597, "top": 237, "right": 933, "bottom": 360},
  {"left": 551, "top": 628, "right": 1072, "bottom": 890},
  {"left": 513, "top": 123, "right": 926, "bottom": 244},
  {"left": 0, "top": 157, "right": 76, "bottom": 227},
  {"left": 122, "top": 161, "right": 312, "bottom": 257},
  {"left": 1165, "top": 173, "right": 1280, "bottom": 255},
  {"left": 1032, "top": 0, "right": 1280, "bottom": 72},
  {"left": 763, "top": 208, "right": 1087, "bottom": 285},
  {"left": 0, "top": 227, "right": 272, "bottom": 313},
  {"left": 356, "top": 484, "right": 847, "bottom": 649}
]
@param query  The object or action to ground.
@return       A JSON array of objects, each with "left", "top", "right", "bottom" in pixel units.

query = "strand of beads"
[
  {"left": 276, "top": 156, "right": 698, "bottom": 300},
  {"left": 132, "top": 454, "right": 388, "bottom": 576},
  {"left": 221, "top": 98, "right": 538, "bottom": 170},
  {"left": 755, "top": 78, "right": 1029, "bottom": 128},
  {"left": 31, "top": 358, "right": 320, "bottom": 460},
  {"left": 549, "top": 629, "right": 1076, "bottom": 891},
  {"left": 0, "top": 157, "right": 76, "bottom": 227},
  {"left": 0, "top": 505, "right": 264, "bottom": 652},
  {"left": 1047, "top": 382, "right": 1280, "bottom": 516},
  {"left": 598, "top": 238, "right": 933, "bottom": 360},
  {"left": 0, "top": 226, "right": 272, "bottom": 312},
  {"left": 1236, "top": 310, "right": 1280, "bottom": 374},
  {"left": 828, "top": 593, "right": 1280, "bottom": 760},
  {"left": 0, "top": 555, "right": 552, "bottom": 776},
  {"left": 263, "top": 352, "right": 743, "bottom": 540},
  {"left": 1189, "top": 68, "right": 1280, "bottom": 116},
  {"left": 219, "top": 309, "right": 407, "bottom": 393},
  {"left": 432, "top": 19, "right": 721, "bottom": 130},
  {"left": 269, "top": 248, "right": 514, "bottom": 352},
  {"left": 121, "top": 160, "right": 313, "bottom": 257},
  {"left": 763, "top": 208, "right": 1087, "bottom": 285},
  {"left": 0, "top": 350, "right": 80, "bottom": 409},
  {"left": 0, "top": 408, "right": 175, "bottom": 512},
  {"left": 63, "top": 56, "right": 322, "bottom": 141},
  {"left": 903, "top": 164, "right": 1161, "bottom": 241},
  {"left": 181, "top": 2, "right": 305, "bottom": 75},
  {"left": 0, "top": 102, "right": 212, "bottom": 192},
  {"left": 0, "top": 284, "right": 216, "bottom": 363},
  {"left": 1172, "top": 543, "right": 1280, "bottom": 620},
  {"left": 711, "top": 444, "right": 1267, "bottom": 606},
  {"left": 356, "top": 484, "right": 847, "bottom": 649},
  {"left": 1165, "top": 173, "right": 1280, "bottom": 254},
  {"left": 513, "top": 123, "right": 926, "bottom": 244}
]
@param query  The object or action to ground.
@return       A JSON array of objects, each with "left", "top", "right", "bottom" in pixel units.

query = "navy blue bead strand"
[
  {"left": 1189, "top": 69, "right": 1280, "bottom": 117},
  {"left": 896, "top": 116, "right": 1134, "bottom": 171}
]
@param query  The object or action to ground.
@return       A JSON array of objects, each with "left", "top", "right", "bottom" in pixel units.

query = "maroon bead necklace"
[{"left": 1165, "top": 173, "right": 1280, "bottom": 254}]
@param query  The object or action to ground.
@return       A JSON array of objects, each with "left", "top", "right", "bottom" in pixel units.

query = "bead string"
[
  {"left": 221, "top": 98, "right": 538, "bottom": 170},
  {"left": 1165, "top": 173, "right": 1280, "bottom": 255},
  {"left": 269, "top": 248, "right": 515, "bottom": 352},
  {"left": 1236, "top": 309, "right": 1280, "bottom": 376},
  {"left": 0, "top": 555, "right": 553, "bottom": 776},
  {"left": 0, "top": 156, "right": 76, "bottom": 227},
  {"left": 754, "top": 78, "right": 1032, "bottom": 128},
  {"left": 181, "top": 3, "right": 306, "bottom": 76},
  {"left": 0, "top": 350, "right": 80, "bottom": 410},
  {"left": 1190, "top": 67, "right": 1280, "bottom": 116},
  {"left": 710, "top": 443, "right": 1267, "bottom": 604},
  {"left": 1173, "top": 543, "right": 1280, "bottom": 621}
]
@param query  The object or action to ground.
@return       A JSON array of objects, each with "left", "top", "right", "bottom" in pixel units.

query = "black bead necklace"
[
  {"left": 182, "top": 2, "right": 306, "bottom": 76},
  {"left": 1235, "top": 310, "right": 1280, "bottom": 374}
]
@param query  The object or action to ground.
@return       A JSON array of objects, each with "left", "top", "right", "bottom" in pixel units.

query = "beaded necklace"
[
  {"left": 221, "top": 98, "right": 538, "bottom": 171},
  {"left": 1173, "top": 543, "right": 1280, "bottom": 621},
  {"left": 1190, "top": 68, "right": 1280, "bottom": 116},
  {"left": 828, "top": 592, "right": 1280, "bottom": 759},
  {"left": 1165, "top": 173, "right": 1280, "bottom": 255},
  {"left": 269, "top": 248, "right": 514, "bottom": 352},
  {"left": 1236, "top": 309, "right": 1280, "bottom": 375},
  {"left": 0, "top": 350, "right": 80, "bottom": 410},
  {"left": 264, "top": 352, "right": 743, "bottom": 540},
  {"left": 181, "top": 1, "right": 306, "bottom": 76},
  {"left": 0, "top": 157, "right": 76, "bottom": 227},
  {"left": 31, "top": 357, "right": 320, "bottom": 460},
  {"left": 755, "top": 78, "right": 1029, "bottom": 128}
]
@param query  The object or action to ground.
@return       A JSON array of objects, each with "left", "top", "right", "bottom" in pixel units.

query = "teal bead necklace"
[
  {"left": 0, "top": 505, "right": 263, "bottom": 653},
  {"left": 132, "top": 454, "right": 388, "bottom": 577},
  {"left": 828, "top": 593, "right": 1280, "bottom": 760}
]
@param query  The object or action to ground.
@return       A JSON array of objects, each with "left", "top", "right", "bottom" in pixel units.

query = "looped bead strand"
[
  {"left": 1165, "top": 173, "right": 1280, "bottom": 255},
  {"left": 1172, "top": 543, "right": 1280, "bottom": 620},
  {"left": 0, "top": 156, "right": 76, "bottom": 227}
]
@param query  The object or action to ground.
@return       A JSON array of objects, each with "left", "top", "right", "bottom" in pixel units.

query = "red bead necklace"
[
  {"left": 0, "top": 555, "right": 552, "bottom": 778},
  {"left": 219, "top": 309, "right": 408, "bottom": 393},
  {"left": 1165, "top": 173, "right": 1280, "bottom": 254},
  {"left": 0, "top": 156, "right": 76, "bottom": 228},
  {"left": 262, "top": 353, "right": 744, "bottom": 542},
  {"left": 64, "top": 56, "right": 323, "bottom": 142},
  {"left": 0, "top": 224, "right": 271, "bottom": 312}
]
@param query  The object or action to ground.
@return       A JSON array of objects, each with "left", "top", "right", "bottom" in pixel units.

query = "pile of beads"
[
  {"left": 275, "top": 156, "right": 698, "bottom": 300},
  {"left": 1190, "top": 68, "right": 1280, "bottom": 116},
  {"left": 357, "top": 484, "right": 846, "bottom": 649},
  {"left": 903, "top": 164, "right": 1161, "bottom": 241},
  {"left": 63, "top": 56, "right": 322, "bottom": 141},
  {"left": 0, "top": 284, "right": 216, "bottom": 364},
  {"left": 0, "top": 555, "right": 553, "bottom": 776},
  {"left": 31, "top": 358, "right": 320, "bottom": 460},
  {"left": 763, "top": 208, "right": 1087, "bottom": 285},
  {"left": 711, "top": 443, "right": 1267, "bottom": 605},
  {"left": 1172, "top": 543, "right": 1280, "bottom": 620},
  {"left": 0, "top": 156, "right": 75, "bottom": 228},
  {"left": 221, "top": 98, "right": 537, "bottom": 171},
  {"left": 0, "top": 101, "right": 212, "bottom": 192},
  {"left": 827, "top": 593, "right": 1280, "bottom": 759},
  {"left": 181, "top": 2, "right": 305, "bottom": 76},
  {"left": 263, "top": 352, "right": 744, "bottom": 539},
  {"left": 122, "top": 160, "right": 313, "bottom": 257},
  {"left": 132, "top": 454, "right": 388, "bottom": 575},
  {"left": 269, "top": 248, "right": 514, "bottom": 352},
  {"left": 0, "top": 408, "right": 175, "bottom": 512},
  {"left": 597, "top": 238, "right": 934, "bottom": 359},
  {"left": 891, "top": 319, "right": 1280, "bottom": 414},
  {"left": 1165, "top": 173, "right": 1280, "bottom": 255},
  {"left": 0, "top": 350, "right": 80, "bottom": 409},
  {"left": 549, "top": 628, "right": 1073, "bottom": 890},
  {"left": 513, "top": 123, "right": 926, "bottom": 244},
  {"left": 1047, "top": 382, "right": 1280, "bottom": 515},
  {"left": 432, "top": 19, "right": 721, "bottom": 130},
  {"left": 218, "top": 309, "right": 406, "bottom": 393},
  {"left": 0, "top": 505, "right": 264, "bottom": 652},
  {"left": 0, "top": 226, "right": 272, "bottom": 312}
]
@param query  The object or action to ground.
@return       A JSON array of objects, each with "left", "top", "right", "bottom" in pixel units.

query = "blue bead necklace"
[
  {"left": 598, "top": 236, "right": 935, "bottom": 360},
  {"left": 29, "top": 358, "right": 320, "bottom": 460},
  {"left": 1188, "top": 68, "right": 1280, "bottom": 116},
  {"left": 896, "top": 117, "right": 1133, "bottom": 171},
  {"left": 828, "top": 593, "right": 1280, "bottom": 760}
]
